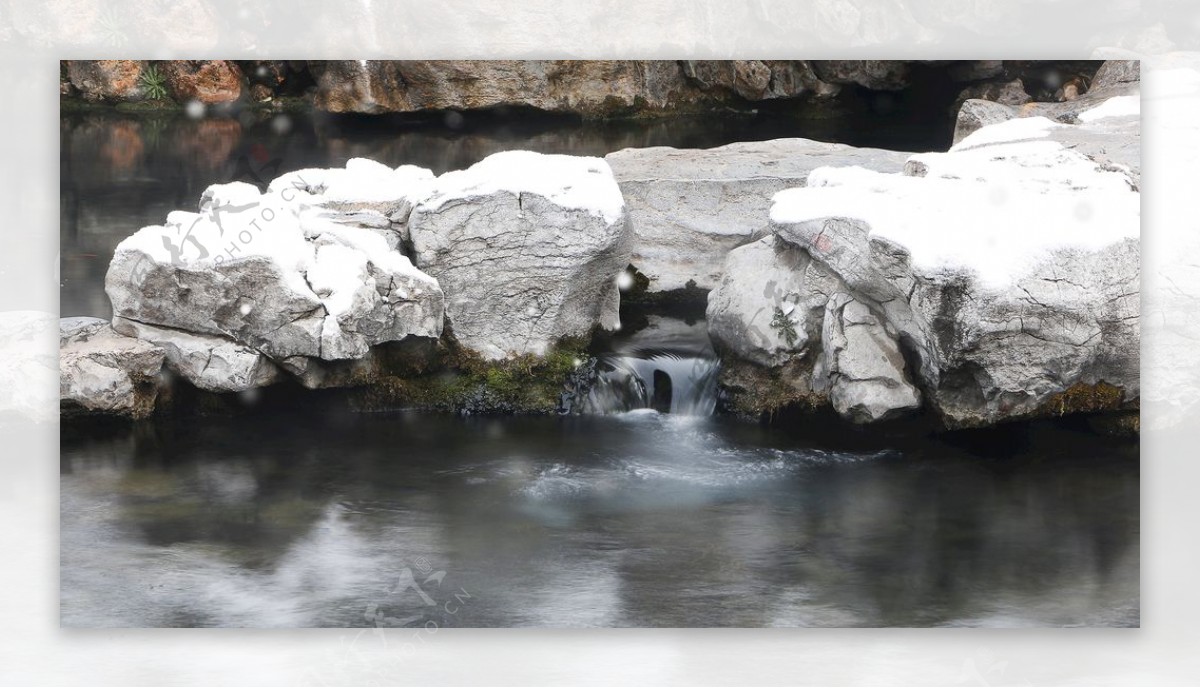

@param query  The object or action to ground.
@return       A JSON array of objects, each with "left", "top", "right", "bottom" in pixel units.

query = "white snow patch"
[
  {"left": 772, "top": 139, "right": 1139, "bottom": 289},
  {"left": 951, "top": 116, "right": 1059, "bottom": 151},
  {"left": 306, "top": 242, "right": 370, "bottom": 319},
  {"left": 421, "top": 151, "right": 626, "bottom": 224},
  {"left": 1077, "top": 95, "right": 1141, "bottom": 122}
]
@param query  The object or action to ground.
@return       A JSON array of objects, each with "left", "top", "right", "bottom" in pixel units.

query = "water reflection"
[{"left": 61, "top": 411, "right": 1139, "bottom": 627}]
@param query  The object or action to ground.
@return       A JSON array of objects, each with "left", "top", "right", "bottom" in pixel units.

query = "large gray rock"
[
  {"left": 60, "top": 317, "right": 165, "bottom": 418},
  {"left": 814, "top": 295, "right": 920, "bottom": 423},
  {"left": 105, "top": 178, "right": 444, "bottom": 384},
  {"left": 112, "top": 318, "right": 281, "bottom": 393},
  {"left": 705, "top": 235, "right": 840, "bottom": 369},
  {"left": 606, "top": 139, "right": 910, "bottom": 294},
  {"left": 408, "top": 151, "right": 630, "bottom": 360},
  {"left": 710, "top": 94, "right": 1140, "bottom": 428}
]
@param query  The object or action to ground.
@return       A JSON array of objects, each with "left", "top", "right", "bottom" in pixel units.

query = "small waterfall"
[
  {"left": 581, "top": 316, "right": 721, "bottom": 417},
  {"left": 583, "top": 354, "right": 720, "bottom": 416}
]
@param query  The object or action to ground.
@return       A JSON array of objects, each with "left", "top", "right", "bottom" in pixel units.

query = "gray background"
[{"left": 2, "top": 0, "right": 1196, "bottom": 684}]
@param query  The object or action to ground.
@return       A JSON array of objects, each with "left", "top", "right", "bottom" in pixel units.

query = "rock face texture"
[
  {"left": 709, "top": 82, "right": 1140, "bottom": 427},
  {"left": 105, "top": 173, "right": 444, "bottom": 390},
  {"left": 60, "top": 317, "right": 165, "bottom": 418},
  {"left": 408, "top": 151, "right": 630, "bottom": 360},
  {"left": 309, "top": 60, "right": 838, "bottom": 118},
  {"left": 65, "top": 60, "right": 146, "bottom": 102},
  {"left": 606, "top": 139, "right": 910, "bottom": 294},
  {"left": 161, "top": 60, "right": 244, "bottom": 104},
  {"left": 952, "top": 59, "right": 1140, "bottom": 146}
]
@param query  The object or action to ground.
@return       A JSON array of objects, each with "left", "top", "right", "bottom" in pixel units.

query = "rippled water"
[{"left": 61, "top": 409, "right": 1138, "bottom": 628}]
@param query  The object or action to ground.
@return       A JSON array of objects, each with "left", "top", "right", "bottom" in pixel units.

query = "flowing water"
[{"left": 59, "top": 109, "right": 1139, "bottom": 628}]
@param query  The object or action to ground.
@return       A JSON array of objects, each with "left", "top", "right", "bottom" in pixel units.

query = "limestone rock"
[
  {"left": 815, "top": 294, "right": 920, "bottom": 423},
  {"left": 408, "top": 151, "right": 630, "bottom": 360},
  {"left": 606, "top": 138, "right": 910, "bottom": 294},
  {"left": 105, "top": 179, "right": 444, "bottom": 379},
  {"left": 60, "top": 318, "right": 165, "bottom": 418},
  {"left": 111, "top": 318, "right": 281, "bottom": 393}
]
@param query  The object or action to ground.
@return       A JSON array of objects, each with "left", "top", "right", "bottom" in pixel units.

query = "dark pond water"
[
  {"left": 61, "top": 404, "right": 1139, "bottom": 628},
  {"left": 59, "top": 108, "right": 1138, "bottom": 628},
  {"left": 60, "top": 108, "right": 946, "bottom": 319}
]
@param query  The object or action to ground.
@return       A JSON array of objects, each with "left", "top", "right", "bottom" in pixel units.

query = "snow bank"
[
  {"left": 1077, "top": 95, "right": 1141, "bottom": 122},
  {"left": 420, "top": 150, "right": 626, "bottom": 224},
  {"left": 772, "top": 137, "right": 1139, "bottom": 289}
]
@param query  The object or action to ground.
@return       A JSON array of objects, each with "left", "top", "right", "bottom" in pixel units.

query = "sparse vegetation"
[
  {"left": 770, "top": 305, "right": 798, "bottom": 348},
  {"left": 138, "top": 64, "right": 168, "bottom": 101}
]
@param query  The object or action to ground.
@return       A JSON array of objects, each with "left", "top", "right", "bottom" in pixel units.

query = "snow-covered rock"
[
  {"left": 408, "top": 151, "right": 630, "bottom": 360},
  {"left": 105, "top": 180, "right": 444, "bottom": 381},
  {"left": 60, "top": 317, "right": 165, "bottom": 418},
  {"left": 606, "top": 139, "right": 910, "bottom": 294},
  {"left": 710, "top": 91, "right": 1140, "bottom": 428}
]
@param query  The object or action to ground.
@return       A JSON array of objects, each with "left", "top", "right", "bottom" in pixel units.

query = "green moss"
[
  {"left": 716, "top": 358, "right": 827, "bottom": 419},
  {"left": 352, "top": 336, "right": 591, "bottom": 414},
  {"left": 1043, "top": 381, "right": 1126, "bottom": 417}
]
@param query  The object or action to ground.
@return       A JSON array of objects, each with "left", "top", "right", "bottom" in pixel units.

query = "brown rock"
[
  {"left": 250, "top": 83, "right": 273, "bottom": 102},
  {"left": 809, "top": 60, "right": 910, "bottom": 90},
  {"left": 162, "top": 60, "right": 244, "bottom": 104},
  {"left": 310, "top": 60, "right": 847, "bottom": 118},
  {"left": 66, "top": 60, "right": 145, "bottom": 102}
]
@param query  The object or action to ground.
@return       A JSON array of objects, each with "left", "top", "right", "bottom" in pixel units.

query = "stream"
[{"left": 59, "top": 109, "right": 1139, "bottom": 628}]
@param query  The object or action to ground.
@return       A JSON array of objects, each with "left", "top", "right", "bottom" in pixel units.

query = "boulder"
[
  {"left": 105, "top": 177, "right": 444, "bottom": 383},
  {"left": 161, "top": 60, "right": 244, "bottom": 104},
  {"left": 606, "top": 139, "right": 910, "bottom": 294},
  {"left": 814, "top": 294, "right": 921, "bottom": 423},
  {"left": 407, "top": 151, "right": 630, "bottom": 360},
  {"left": 1091, "top": 60, "right": 1140, "bottom": 93},
  {"left": 65, "top": 60, "right": 145, "bottom": 102},
  {"left": 60, "top": 317, "right": 165, "bottom": 418},
  {"left": 710, "top": 91, "right": 1139, "bottom": 427},
  {"left": 111, "top": 318, "right": 281, "bottom": 393}
]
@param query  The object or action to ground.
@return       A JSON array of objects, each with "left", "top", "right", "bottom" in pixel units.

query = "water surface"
[{"left": 61, "top": 409, "right": 1138, "bottom": 628}]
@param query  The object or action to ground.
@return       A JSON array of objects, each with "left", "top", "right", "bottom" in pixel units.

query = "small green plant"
[
  {"left": 139, "top": 64, "right": 168, "bottom": 100},
  {"left": 770, "top": 306, "right": 798, "bottom": 348}
]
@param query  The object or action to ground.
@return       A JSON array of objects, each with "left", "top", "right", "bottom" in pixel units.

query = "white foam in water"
[{"left": 583, "top": 353, "right": 720, "bottom": 416}]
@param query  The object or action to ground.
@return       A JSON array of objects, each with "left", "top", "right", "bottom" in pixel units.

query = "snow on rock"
[
  {"left": 713, "top": 97, "right": 1140, "bottom": 427},
  {"left": 420, "top": 151, "right": 626, "bottom": 225},
  {"left": 408, "top": 151, "right": 631, "bottom": 360},
  {"left": 105, "top": 179, "right": 444, "bottom": 390},
  {"left": 60, "top": 317, "right": 165, "bottom": 418},
  {"left": 1077, "top": 94, "right": 1141, "bottom": 122},
  {"left": 606, "top": 139, "right": 910, "bottom": 293},
  {"left": 773, "top": 141, "right": 1138, "bottom": 290}
]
